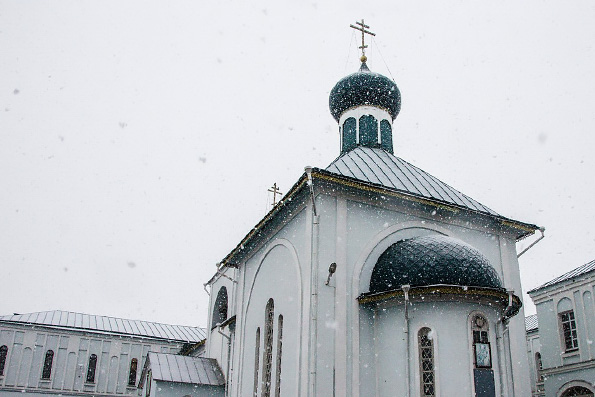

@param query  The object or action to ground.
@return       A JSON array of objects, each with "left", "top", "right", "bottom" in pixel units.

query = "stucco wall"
[{"left": 0, "top": 325, "right": 182, "bottom": 396}]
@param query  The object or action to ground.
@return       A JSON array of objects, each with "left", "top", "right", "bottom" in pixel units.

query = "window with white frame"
[
  {"left": 560, "top": 310, "right": 579, "bottom": 351},
  {"left": 418, "top": 327, "right": 435, "bottom": 397},
  {"left": 261, "top": 299, "right": 275, "bottom": 397},
  {"left": 471, "top": 314, "right": 492, "bottom": 369}
]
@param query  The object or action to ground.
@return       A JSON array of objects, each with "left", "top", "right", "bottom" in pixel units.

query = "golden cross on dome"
[{"left": 350, "top": 19, "right": 376, "bottom": 63}]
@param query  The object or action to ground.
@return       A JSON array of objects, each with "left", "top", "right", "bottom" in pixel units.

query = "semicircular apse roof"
[{"left": 370, "top": 235, "right": 502, "bottom": 293}]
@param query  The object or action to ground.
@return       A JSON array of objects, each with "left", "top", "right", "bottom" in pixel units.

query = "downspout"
[
  {"left": 517, "top": 227, "right": 545, "bottom": 258},
  {"left": 402, "top": 285, "right": 411, "bottom": 397},
  {"left": 305, "top": 166, "right": 320, "bottom": 396},
  {"left": 496, "top": 290, "right": 515, "bottom": 397},
  {"left": 217, "top": 326, "right": 232, "bottom": 397}
]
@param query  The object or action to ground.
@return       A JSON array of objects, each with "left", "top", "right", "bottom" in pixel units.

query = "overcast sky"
[{"left": 1, "top": 1, "right": 594, "bottom": 327}]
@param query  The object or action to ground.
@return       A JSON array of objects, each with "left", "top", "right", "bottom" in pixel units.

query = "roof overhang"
[
  {"left": 358, "top": 284, "right": 522, "bottom": 319},
  {"left": 217, "top": 167, "right": 541, "bottom": 270}
]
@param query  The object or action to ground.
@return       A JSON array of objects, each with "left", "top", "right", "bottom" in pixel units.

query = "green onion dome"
[
  {"left": 370, "top": 235, "right": 502, "bottom": 293},
  {"left": 329, "top": 62, "right": 401, "bottom": 122}
]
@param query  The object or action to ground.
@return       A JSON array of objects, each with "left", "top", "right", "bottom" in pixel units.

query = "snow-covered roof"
[
  {"left": 146, "top": 353, "right": 224, "bottom": 386},
  {"left": 528, "top": 259, "right": 595, "bottom": 294},
  {"left": 326, "top": 146, "right": 499, "bottom": 216},
  {"left": 0, "top": 310, "right": 206, "bottom": 342},
  {"left": 525, "top": 314, "right": 538, "bottom": 332}
]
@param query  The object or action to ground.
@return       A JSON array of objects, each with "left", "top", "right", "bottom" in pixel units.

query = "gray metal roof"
[
  {"left": 528, "top": 259, "right": 595, "bottom": 294},
  {"left": 0, "top": 310, "right": 206, "bottom": 342},
  {"left": 525, "top": 314, "right": 538, "bottom": 332},
  {"left": 149, "top": 353, "right": 225, "bottom": 386},
  {"left": 326, "top": 146, "right": 499, "bottom": 216}
]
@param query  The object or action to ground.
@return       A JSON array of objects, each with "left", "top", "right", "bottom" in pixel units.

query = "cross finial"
[
  {"left": 350, "top": 19, "right": 376, "bottom": 63},
  {"left": 267, "top": 183, "right": 283, "bottom": 206}
]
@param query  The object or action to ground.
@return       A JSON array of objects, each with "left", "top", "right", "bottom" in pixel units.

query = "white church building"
[
  {"left": 0, "top": 29, "right": 544, "bottom": 397},
  {"left": 198, "top": 48, "right": 541, "bottom": 396}
]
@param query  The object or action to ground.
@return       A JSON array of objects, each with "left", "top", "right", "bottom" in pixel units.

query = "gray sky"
[{"left": 1, "top": 1, "right": 594, "bottom": 327}]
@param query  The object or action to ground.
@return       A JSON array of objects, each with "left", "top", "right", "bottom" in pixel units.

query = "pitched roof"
[
  {"left": 326, "top": 146, "right": 499, "bottom": 216},
  {"left": 528, "top": 259, "right": 595, "bottom": 294},
  {"left": 148, "top": 353, "right": 225, "bottom": 386},
  {"left": 525, "top": 314, "right": 538, "bottom": 332},
  {"left": 0, "top": 310, "right": 206, "bottom": 342}
]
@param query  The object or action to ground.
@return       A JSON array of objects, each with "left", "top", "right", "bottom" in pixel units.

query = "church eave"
[
  {"left": 357, "top": 285, "right": 522, "bottom": 318},
  {"left": 313, "top": 167, "right": 540, "bottom": 241},
  {"left": 218, "top": 173, "right": 310, "bottom": 269}
]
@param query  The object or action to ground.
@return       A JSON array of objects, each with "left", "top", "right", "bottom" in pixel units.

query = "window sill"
[{"left": 561, "top": 349, "right": 579, "bottom": 358}]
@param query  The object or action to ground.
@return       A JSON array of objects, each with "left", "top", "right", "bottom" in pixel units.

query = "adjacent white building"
[
  {"left": 526, "top": 260, "right": 595, "bottom": 397},
  {"left": 0, "top": 311, "right": 207, "bottom": 397},
  {"left": 200, "top": 57, "right": 541, "bottom": 396}
]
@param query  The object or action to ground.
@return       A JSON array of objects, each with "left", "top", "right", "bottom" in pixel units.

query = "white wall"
[{"left": 0, "top": 325, "right": 182, "bottom": 395}]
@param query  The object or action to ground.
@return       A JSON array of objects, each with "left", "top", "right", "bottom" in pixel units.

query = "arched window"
[
  {"left": 359, "top": 115, "right": 378, "bottom": 147},
  {"left": 275, "top": 315, "right": 283, "bottom": 397},
  {"left": 212, "top": 287, "right": 228, "bottom": 329},
  {"left": 535, "top": 352, "right": 543, "bottom": 383},
  {"left": 253, "top": 328, "right": 260, "bottom": 397},
  {"left": 342, "top": 117, "right": 357, "bottom": 152},
  {"left": 128, "top": 358, "right": 138, "bottom": 386},
  {"left": 0, "top": 345, "right": 7, "bottom": 376},
  {"left": 472, "top": 314, "right": 492, "bottom": 368},
  {"left": 261, "top": 299, "right": 275, "bottom": 397},
  {"left": 145, "top": 370, "right": 152, "bottom": 397},
  {"left": 561, "top": 386, "right": 594, "bottom": 396},
  {"left": 86, "top": 354, "right": 97, "bottom": 383},
  {"left": 380, "top": 119, "right": 393, "bottom": 153},
  {"left": 41, "top": 350, "right": 54, "bottom": 379},
  {"left": 418, "top": 327, "right": 435, "bottom": 397}
]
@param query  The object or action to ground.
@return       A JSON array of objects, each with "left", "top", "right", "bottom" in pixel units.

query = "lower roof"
[
  {"left": 147, "top": 353, "right": 225, "bottom": 386},
  {"left": 528, "top": 259, "right": 595, "bottom": 294},
  {"left": 0, "top": 310, "right": 206, "bottom": 343}
]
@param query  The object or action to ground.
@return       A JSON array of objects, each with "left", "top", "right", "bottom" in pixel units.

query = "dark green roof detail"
[
  {"left": 329, "top": 62, "right": 401, "bottom": 122},
  {"left": 370, "top": 235, "right": 502, "bottom": 293}
]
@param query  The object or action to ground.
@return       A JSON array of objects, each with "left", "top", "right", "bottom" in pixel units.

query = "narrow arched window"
[
  {"left": 418, "top": 328, "right": 435, "bottom": 397},
  {"left": 0, "top": 345, "right": 7, "bottom": 376},
  {"left": 342, "top": 117, "right": 357, "bottom": 152},
  {"left": 86, "top": 354, "right": 97, "bottom": 383},
  {"left": 359, "top": 115, "right": 378, "bottom": 147},
  {"left": 253, "top": 328, "right": 260, "bottom": 397},
  {"left": 145, "top": 370, "right": 152, "bottom": 397},
  {"left": 472, "top": 314, "right": 492, "bottom": 368},
  {"left": 261, "top": 299, "right": 275, "bottom": 397},
  {"left": 128, "top": 358, "right": 138, "bottom": 386},
  {"left": 535, "top": 352, "right": 543, "bottom": 383},
  {"left": 380, "top": 119, "right": 393, "bottom": 153},
  {"left": 275, "top": 315, "right": 283, "bottom": 397},
  {"left": 212, "top": 287, "right": 228, "bottom": 329},
  {"left": 41, "top": 350, "right": 54, "bottom": 379}
]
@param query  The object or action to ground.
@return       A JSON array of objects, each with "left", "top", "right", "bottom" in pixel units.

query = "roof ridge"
[
  {"left": 528, "top": 259, "right": 595, "bottom": 293},
  {"left": 0, "top": 309, "right": 204, "bottom": 330}
]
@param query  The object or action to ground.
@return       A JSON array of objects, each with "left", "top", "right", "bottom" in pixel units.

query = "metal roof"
[
  {"left": 525, "top": 314, "right": 538, "bottom": 332},
  {"left": 370, "top": 235, "right": 503, "bottom": 293},
  {"left": 528, "top": 259, "right": 595, "bottom": 294},
  {"left": 0, "top": 310, "right": 206, "bottom": 342},
  {"left": 326, "top": 146, "right": 499, "bottom": 216},
  {"left": 148, "top": 353, "right": 225, "bottom": 386}
]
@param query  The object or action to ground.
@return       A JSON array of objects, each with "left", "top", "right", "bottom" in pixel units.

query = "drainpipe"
[
  {"left": 402, "top": 285, "right": 411, "bottom": 397},
  {"left": 496, "top": 290, "right": 515, "bottom": 397},
  {"left": 517, "top": 228, "right": 545, "bottom": 258},
  {"left": 306, "top": 166, "right": 320, "bottom": 396},
  {"left": 217, "top": 326, "right": 232, "bottom": 397}
]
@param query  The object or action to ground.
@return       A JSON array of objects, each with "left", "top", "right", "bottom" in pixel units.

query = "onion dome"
[
  {"left": 369, "top": 235, "right": 502, "bottom": 293},
  {"left": 329, "top": 62, "right": 401, "bottom": 122}
]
